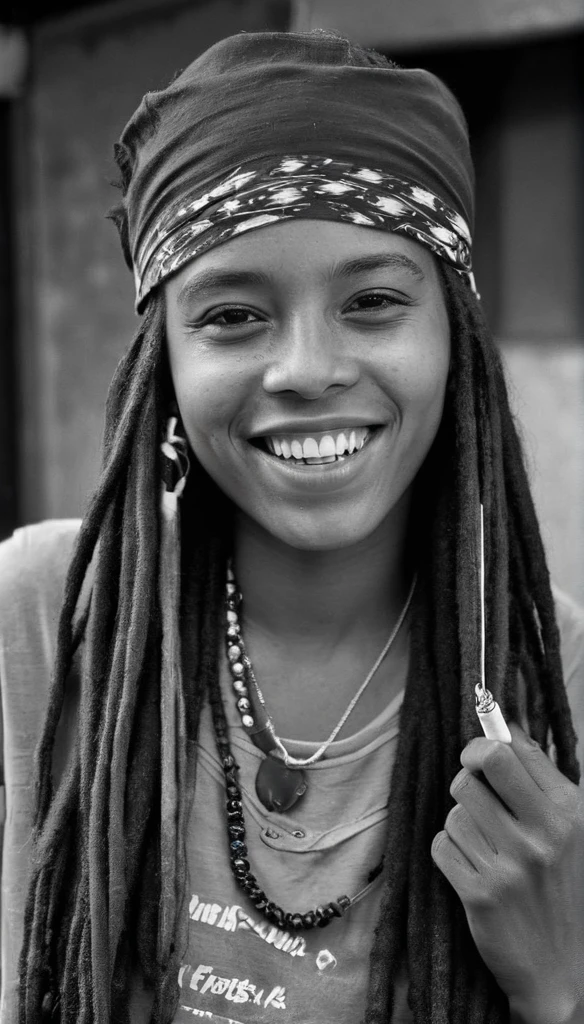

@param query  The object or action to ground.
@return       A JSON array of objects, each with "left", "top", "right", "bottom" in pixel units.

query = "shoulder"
[
  {"left": 553, "top": 584, "right": 584, "bottom": 773},
  {"left": 0, "top": 518, "right": 82, "bottom": 628},
  {"left": 0, "top": 517, "right": 81, "bottom": 570},
  {"left": 553, "top": 584, "right": 584, "bottom": 688}
]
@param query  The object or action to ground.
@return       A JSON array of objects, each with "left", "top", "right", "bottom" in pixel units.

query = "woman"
[{"left": 1, "top": 28, "right": 583, "bottom": 1024}]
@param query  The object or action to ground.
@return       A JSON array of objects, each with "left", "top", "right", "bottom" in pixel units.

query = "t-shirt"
[
  {"left": 177, "top": 662, "right": 409, "bottom": 1023},
  {"left": 1, "top": 521, "right": 584, "bottom": 1024}
]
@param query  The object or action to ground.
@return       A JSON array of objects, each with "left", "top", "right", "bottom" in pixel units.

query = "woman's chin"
[{"left": 253, "top": 509, "right": 388, "bottom": 554}]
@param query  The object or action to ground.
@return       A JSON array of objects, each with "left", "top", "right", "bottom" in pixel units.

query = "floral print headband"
[{"left": 134, "top": 155, "right": 475, "bottom": 311}]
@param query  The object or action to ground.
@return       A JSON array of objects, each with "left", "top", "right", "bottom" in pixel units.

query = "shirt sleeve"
[
  {"left": 0, "top": 519, "right": 81, "bottom": 1017},
  {"left": 553, "top": 584, "right": 584, "bottom": 785}
]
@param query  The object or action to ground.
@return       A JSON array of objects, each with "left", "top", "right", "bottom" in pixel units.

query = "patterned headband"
[{"left": 134, "top": 155, "right": 475, "bottom": 311}]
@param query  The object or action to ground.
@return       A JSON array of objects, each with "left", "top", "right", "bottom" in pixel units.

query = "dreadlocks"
[
  {"left": 364, "top": 262, "right": 580, "bottom": 1024},
  {"left": 17, "top": 255, "right": 580, "bottom": 1023}
]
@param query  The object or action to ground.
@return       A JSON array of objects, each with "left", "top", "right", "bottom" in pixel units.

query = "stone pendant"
[{"left": 255, "top": 755, "right": 308, "bottom": 813}]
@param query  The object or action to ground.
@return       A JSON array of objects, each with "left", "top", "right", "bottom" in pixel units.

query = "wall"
[
  {"left": 292, "top": 0, "right": 584, "bottom": 47},
  {"left": 387, "top": 38, "right": 584, "bottom": 603},
  {"left": 494, "top": 43, "right": 584, "bottom": 604},
  {"left": 13, "top": 0, "right": 288, "bottom": 522},
  {"left": 12, "top": 5, "right": 584, "bottom": 603}
]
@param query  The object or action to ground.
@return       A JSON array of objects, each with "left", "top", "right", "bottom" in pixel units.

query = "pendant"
[{"left": 255, "top": 755, "right": 308, "bottom": 813}]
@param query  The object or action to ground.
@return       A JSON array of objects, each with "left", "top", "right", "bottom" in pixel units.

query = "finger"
[
  {"left": 505, "top": 723, "right": 577, "bottom": 807},
  {"left": 450, "top": 767, "right": 521, "bottom": 844},
  {"left": 431, "top": 829, "right": 477, "bottom": 899},
  {"left": 460, "top": 736, "right": 551, "bottom": 826},
  {"left": 444, "top": 802, "right": 498, "bottom": 866}
]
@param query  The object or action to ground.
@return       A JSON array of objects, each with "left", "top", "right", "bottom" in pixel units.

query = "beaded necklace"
[
  {"left": 225, "top": 561, "right": 416, "bottom": 812},
  {"left": 209, "top": 646, "right": 385, "bottom": 931},
  {"left": 212, "top": 564, "right": 416, "bottom": 931}
]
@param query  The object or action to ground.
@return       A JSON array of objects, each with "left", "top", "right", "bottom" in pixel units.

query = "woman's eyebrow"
[
  {"left": 327, "top": 252, "right": 426, "bottom": 282},
  {"left": 177, "top": 269, "right": 272, "bottom": 307},
  {"left": 176, "top": 252, "right": 425, "bottom": 308}
]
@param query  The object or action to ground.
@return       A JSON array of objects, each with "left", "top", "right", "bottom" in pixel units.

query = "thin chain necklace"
[
  {"left": 225, "top": 563, "right": 416, "bottom": 812},
  {"left": 208, "top": 662, "right": 386, "bottom": 932}
]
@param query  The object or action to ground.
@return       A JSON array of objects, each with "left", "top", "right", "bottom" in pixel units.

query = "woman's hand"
[{"left": 431, "top": 722, "right": 584, "bottom": 1024}]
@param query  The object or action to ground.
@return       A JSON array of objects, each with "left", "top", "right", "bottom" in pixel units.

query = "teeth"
[
  {"left": 318, "top": 435, "right": 337, "bottom": 457},
  {"left": 302, "top": 438, "right": 320, "bottom": 459},
  {"left": 261, "top": 426, "right": 372, "bottom": 460}
]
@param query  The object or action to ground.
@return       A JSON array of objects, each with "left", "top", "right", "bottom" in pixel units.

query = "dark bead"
[
  {"left": 224, "top": 768, "right": 239, "bottom": 787},
  {"left": 227, "top": 822, "right": 245, "bottom": 838},
  {"left": 316, "top": 905, "right": 334, "bottom": 927},
  {"left": 254, "top": 897, "right": 268, "bottom": 910},
  {"left": 337, "top": 895, "right": 351, "bottom": 911},
  {"left": 242, "top": 878, "right": 260, "bottom": 896},
  {"left": 227, "top": 799, "right": 242, "bottom": 814},
  {"left": 229, "top": 840, "right": 247, "bottom": 856},
  {"left": 232, "top": 857, "right": 250, "bottom": 874},
  {"left": 302, "top": 911, "right": 317, "bottom": 929},
  {"left": 268, "top": 906, "right": 286, "bottom": 928},
  {"left": 226, "top": 784, "right": 239, "bottom": 799},
  {"left": 288, "top": 913, "right": 304, "bottom": 930},
  {"left": 222, "top": 754, "right": 236, "bottom": 769},
  {"left": 329, "top": 901, "right": 344, "bottom": 918}
]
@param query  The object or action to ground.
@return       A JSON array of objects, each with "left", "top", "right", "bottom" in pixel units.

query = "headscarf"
[{"left": 109, "top": 31, "right": 476, "bottom": 312}]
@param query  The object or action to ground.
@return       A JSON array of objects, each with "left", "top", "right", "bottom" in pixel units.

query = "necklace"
[
  {"left": 209, "top": 657, "right": 386, "bottom": 931},
  {"left": 224, "top": 563, "right": 417, "bottom": 812}
]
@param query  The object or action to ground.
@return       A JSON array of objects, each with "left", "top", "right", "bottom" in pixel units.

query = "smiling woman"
[
  {"left": 165, "top": 224, "right": 449, "bottom": 553},
  {"left": 1, "top": 28, "right": 584, "bottom": 1024}
]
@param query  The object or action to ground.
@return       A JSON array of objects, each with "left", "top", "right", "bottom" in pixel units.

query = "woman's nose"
[{"left": 262, "top": 316, "right": 360, "bottom": 399}]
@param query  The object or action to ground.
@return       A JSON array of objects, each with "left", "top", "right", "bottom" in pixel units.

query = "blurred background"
[{"left": 0, "top": 0, "right": 583, "bottom": 602}]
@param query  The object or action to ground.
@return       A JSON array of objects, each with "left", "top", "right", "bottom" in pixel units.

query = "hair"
[
  {"left": 17, "top": 36, "right": 580, "bottom": 1024},
  {"left": 17, "top": 258, "right": 580, "bottom": 1024}
]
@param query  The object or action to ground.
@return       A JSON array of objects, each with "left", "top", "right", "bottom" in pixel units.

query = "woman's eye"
[
  {"left": 345, "top": 291, "right": 406, "bottom": 314},
  {"left": 199, "top": 306, "right": 261, "bottom": 328}
]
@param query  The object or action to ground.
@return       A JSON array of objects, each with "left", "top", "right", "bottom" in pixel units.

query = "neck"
[{"left": 232, "top": 497, "right": 412, "bottom": 647}]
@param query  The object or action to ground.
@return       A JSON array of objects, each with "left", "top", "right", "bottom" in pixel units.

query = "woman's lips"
[{"left": 247, "top": 424, "right": 388, "bottom": 490}]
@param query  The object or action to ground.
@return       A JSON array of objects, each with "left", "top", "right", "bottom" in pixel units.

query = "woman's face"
[{"left": 165, "top": 219, "right": 450, "bottom": 551}]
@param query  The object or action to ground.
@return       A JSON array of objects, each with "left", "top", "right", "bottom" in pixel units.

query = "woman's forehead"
[{"left": 166, "top": 220, "right": 438, "bottom": 297}]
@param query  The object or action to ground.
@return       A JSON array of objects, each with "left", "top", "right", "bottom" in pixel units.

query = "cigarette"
[{"left": 475, "top": 684, "right": 512, "bottom": 743}]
